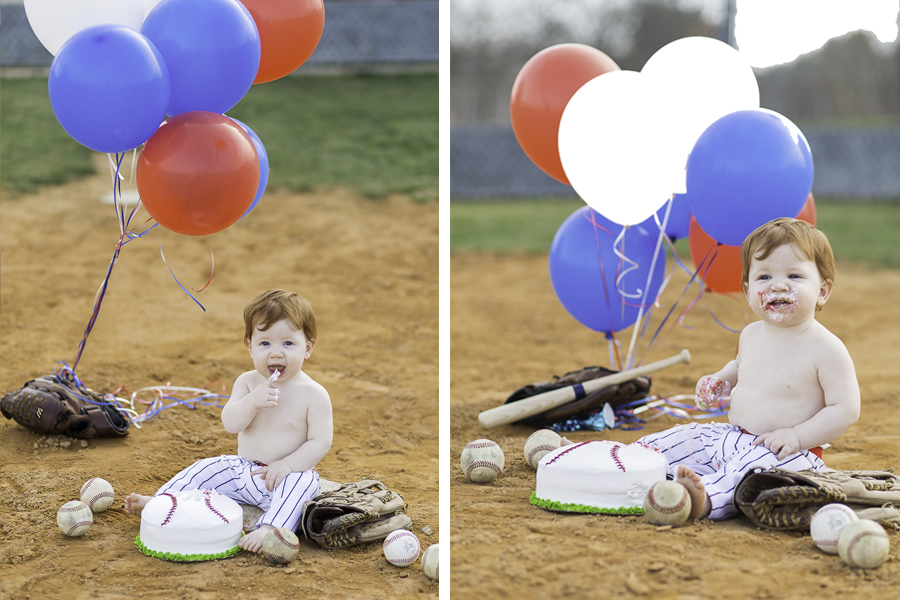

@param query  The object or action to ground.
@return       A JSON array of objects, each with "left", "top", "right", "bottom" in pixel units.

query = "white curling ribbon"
[{"left": 612, "top": 227, "right": 643, "bottom": 301}]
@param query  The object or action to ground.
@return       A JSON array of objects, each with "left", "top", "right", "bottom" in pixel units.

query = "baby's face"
[
  {"left": 245, "top": 318, "right": 313, "bottom": 381},
  {"left": 744, "top": 242, "right": 831, "bottom": 326}
]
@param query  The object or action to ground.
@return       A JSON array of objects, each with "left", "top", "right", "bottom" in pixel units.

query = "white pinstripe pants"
[
  {"left": 156, "top": 454, "right": 320, "bottom": 532},
  {"left": 637, "top": 422, "right": 826, "bottom": 520}
]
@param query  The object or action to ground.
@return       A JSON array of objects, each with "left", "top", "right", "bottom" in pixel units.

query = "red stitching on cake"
[
  {"left": 203, "top": 490, "right": 230, "bottom": 523},
  {"left": 546, "top": 441, "right": 591, "bottom": 465},
  {"left": 160, "top": 493, "right": 177, "bottom": 526},
  {"left": 610, "top": 444, "right": 626, "bottom": 472}
]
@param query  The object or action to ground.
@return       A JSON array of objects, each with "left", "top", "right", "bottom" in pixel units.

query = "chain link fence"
[{"left": 0, "top": 0, "right": 438, "bottom": 69}]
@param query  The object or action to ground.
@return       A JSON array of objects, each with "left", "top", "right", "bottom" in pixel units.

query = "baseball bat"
[{"left": 477, "top": 349, "right": 691, "bottom": 429}]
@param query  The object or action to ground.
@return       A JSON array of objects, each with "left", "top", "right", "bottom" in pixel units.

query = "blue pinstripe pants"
[
  {"left": 637, "top": 422, "right": 826, "bottom": 520},
  {"left": 156, "top": 454, "right": 320, "bottom": 531}
]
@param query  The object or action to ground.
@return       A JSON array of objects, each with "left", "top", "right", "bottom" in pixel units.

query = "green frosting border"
[
  {"left": 135, "top": 533, "right": 243, "bottom": 562},
  {"left": 530, "top": 491, "right": 644, "bottom": 515}
]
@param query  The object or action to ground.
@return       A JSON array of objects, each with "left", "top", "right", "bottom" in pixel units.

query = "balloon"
[
  {"left": 558, "top": 70, "right": 672, "bottom": 226},
  {"left": 549, "top": 207, "right": 666, "bottom": 333},
  {"left": 24, "top": 0, "right": 145, "bottom": 55},
  {"left": 687, "top": 217, "right": 743, "bottom": 294},
  {"left": 48, "top": 25, "right": 169, "bottom": 153},
  {"left": 641, "top": 36, "right": 760, "bottom": 195},
  {"left": 510, "top": 44, "right": 620, "bottom": 185},
  {"left": 136, "top": 111, "right": 260, "bottom": 236},
  {"left": 654, "top": 194, "right": 692, "bottom": 241},
  {"left": 229, "top": 118, "right": 270, "bottom": 219},
  {"left": 240, "top": 0, "right": 325, "bottom": 84},
  {"left": 141, "top": 0, "right": 261, "bottom": 116},
  {"left": 687, "top": 195, "right": 817, "bottom": 294},
  {"left": 686, "top": 108, "right": 814, "bottom": 247}
]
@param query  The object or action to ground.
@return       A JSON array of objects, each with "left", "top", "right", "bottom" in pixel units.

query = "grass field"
[
  {"left": 0, "top": 73, "right": 437, "bottom": 199},
  {"left": 451, "top": 199, "right": 900, "bottom": 268}
]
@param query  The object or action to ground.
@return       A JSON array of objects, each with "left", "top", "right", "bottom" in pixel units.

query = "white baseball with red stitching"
[
  {"left": 383, "top": 529, "right": 420, "bottom": 567},
  {"left": 80, "top": 477, "right": 115, "bottom": 513}
]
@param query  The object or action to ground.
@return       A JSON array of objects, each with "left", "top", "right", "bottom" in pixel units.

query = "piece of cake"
[
  {"left": 530, "top": 440, "right": 668, "bottom": 514},
  {"left": 136, "top": 489, "right": 244, "bottom": 561}
]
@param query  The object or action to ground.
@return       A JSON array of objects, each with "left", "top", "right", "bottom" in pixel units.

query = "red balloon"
[
  {"left": 510, "top": 44, "right": 619, "bottom": 185},
  {"left": 137, "top": 112, "right": 260, "bottom": 236},
  {"left": 687, "top": 195, "right": 817, "bottom": 294},
  {"left": 241, "top": 0, "right": 325, "bottom": 84}
]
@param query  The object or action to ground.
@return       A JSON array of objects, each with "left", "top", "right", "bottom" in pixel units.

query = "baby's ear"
[
  {"left": 244, "top": 338, "right": 252, "bottom": 350},
  {"left": 818, "top": 280, "right": 834, "bottom": 306}
]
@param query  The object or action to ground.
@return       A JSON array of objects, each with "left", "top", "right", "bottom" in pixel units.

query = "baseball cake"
[
  {"left": 530, "top": 440, "right": 668, "bottom": 514},
  {"left": 136, "top": 489, "right": 244, "bottom": 561}
]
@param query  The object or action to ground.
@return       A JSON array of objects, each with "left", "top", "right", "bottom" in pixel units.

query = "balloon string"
[
  {"left": 623, "top": 198, "right": 671, "bottom": 369},
  {"left": 584, "top": 208, "right": 620, "bottom": 342},
  {"left": 191, "top": 237, "right": 215, "bottom": 293},
  {"left": 72, "top": 153, "right": 153, "bottom": 372},
  {"left": 612, "top": 227, "right": 642, "bottom": 301},
  {"left": 157, "top": 233, "right": 207, "bottom": 312}
]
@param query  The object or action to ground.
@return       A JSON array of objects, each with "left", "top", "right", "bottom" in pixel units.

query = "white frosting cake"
[
  {"left": 137, "top": 489, "right": 243, "bottom": 561},
  {"left": 531, "top": 440, "right": 668, "bottom": 514}
]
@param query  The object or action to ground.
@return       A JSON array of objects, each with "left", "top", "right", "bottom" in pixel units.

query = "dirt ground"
[
  {"left": 451, "top": 247, "right": 900, "bottom": 599},
  {"left": 0, "top": 156, "right": 439, "bottom": 600}
]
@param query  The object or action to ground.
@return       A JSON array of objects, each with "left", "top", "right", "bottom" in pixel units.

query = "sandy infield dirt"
[
  {"left": 451, "top": 246, "right": 900, "bottom": 600},
  {"left": 0, "top": 157, "right": 438, "bottom": 600}
]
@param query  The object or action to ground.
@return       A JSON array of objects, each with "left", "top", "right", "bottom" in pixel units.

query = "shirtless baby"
[
  {"left": 644, "top": 217, "right": 860, "bottom": 519},
  {"left": 126, "top": 289, "right": 333, "bottom": 551},
  {"left": 562, "top": 218, "right": 860, "bottom": 521}
]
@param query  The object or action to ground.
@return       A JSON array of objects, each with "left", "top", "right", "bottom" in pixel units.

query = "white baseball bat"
[{"left": 477, "top": 349, "right": 691, "bottom": 429}]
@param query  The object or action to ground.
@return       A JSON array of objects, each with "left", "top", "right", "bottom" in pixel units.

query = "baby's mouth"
[
  {"left": 758, "top": 290, "right": 798, "bottom": 321},
  {"left": 268, "top": 366, "right": 284, "bottom": 376}
]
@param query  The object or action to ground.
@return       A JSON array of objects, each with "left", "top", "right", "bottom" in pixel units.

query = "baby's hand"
[
  {"left": 695, "top": 375, "right": 731, "bottom": 409},
  {"left": 251, "top": 373, "right": 280, "bottom": 410},
  {"left": 251, "top": 460, "right": 292, "bottom": 492},
  {"left": 753, "top": 428, "right": 801, "bottom": 460}
]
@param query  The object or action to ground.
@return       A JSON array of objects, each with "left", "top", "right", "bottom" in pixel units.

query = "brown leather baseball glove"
[
  {"left": 1, "top": 375, "right": 129, "bottom": 438},
  {"left": 298, "top": 479, "right": 412, "bottom": 548},
  {"left": 734, "top": 468, "right": 900, "bottom": 530}
]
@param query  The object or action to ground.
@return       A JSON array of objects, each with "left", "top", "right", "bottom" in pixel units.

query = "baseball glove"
[
  {"left": 298, "top": 479, "right": 412, "bottom": 548},
  {"left": 1, "top": 375, "right": 129, "bottom": 438},
  {"left": 734, "top": 468, "right": 900, "bottom": 530},
  {"left": 503, "top": 365, "right": 651, "bottom": 428}
]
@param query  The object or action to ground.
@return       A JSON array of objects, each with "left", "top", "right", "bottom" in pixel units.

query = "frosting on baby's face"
[
  {"left": 745, "top": 243, "right": 829, "bottom": 327},
  {"left": 757, "top": 289, "right": 798, "bottom": 323}
]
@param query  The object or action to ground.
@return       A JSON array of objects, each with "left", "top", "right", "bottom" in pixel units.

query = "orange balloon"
[
  {"left": 796, "top": 192, "right": 817, "bottom": 225},
  {"left": 242, "top": 0, "right": 325, "bottom": 84},
  {"left": 137, "top": 112, "right": 260, "bottom": 236},
  {"left": 688, "top": 216, "right": 743, "bottom": 294},
  {"left": 688, "top": 196, "right": 817, "bottom": 294},
  {"left": 510, "top": 44, "right": 619, "bottom": 185}
]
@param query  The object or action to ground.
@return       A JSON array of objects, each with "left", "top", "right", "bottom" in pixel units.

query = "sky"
[
  {"left": 733, "top": 0, "right": 899, "bottom": 67},
  {"left": 451, "top": 0, "right": 900, "bottom": 69}
]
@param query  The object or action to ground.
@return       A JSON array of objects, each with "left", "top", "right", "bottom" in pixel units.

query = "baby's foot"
[
  {"left": 675, "top": 466, "right": 711, "bottom": 519},
  {"left": 125, "top": 493, "right": 152, "bottom": 517},
  {"left": 239, "top": 525, "right": 272, "bottom": 553}
]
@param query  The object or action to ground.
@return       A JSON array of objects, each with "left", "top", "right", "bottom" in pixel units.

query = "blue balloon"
[
  {"left": 229, "top": 118, "right": 269, "bottom": 218},
  {"left": 686, "top": 108, "right": 814, "bottom": 247},
  {"left": 48, "top": 25, "right": 169, "bottom": 153},
  {"left": 653, "top": 194, "right": 692, "bottom": 241},
  {"left": 142, "top": 0, "right": 260, "bottom": 116},
  {"left": 549, "top": 207, "right": 666, "bottom": 334}
]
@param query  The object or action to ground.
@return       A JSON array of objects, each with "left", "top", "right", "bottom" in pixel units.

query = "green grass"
[
  {"left": 451, "top": 199, "right": 900, "bottom": 268},
  {"left": 1, "top": 73, "right": 438, "bottom": 200}
]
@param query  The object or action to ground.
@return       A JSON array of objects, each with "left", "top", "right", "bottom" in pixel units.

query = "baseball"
[
  {"left": 261, "top": 527, "right": 300, "bottom": 564},
  {"left": 838, "top": 519, "right": 890, "bottom": 569},
  {"left": 80, "top": 477, "right": 115, "bottom": 513},
  {"left": 383, "top": 529, "right": 420, "bottom": 567},
  {"left": 57, "top": 500, "right": 93, "bottom": 537},
  {"left": 460, "top": 438, "right": 505, "bottom": 483},
  {"left": 421, "top": 543, "right": 439, "bottom": 581},
  {"left": 810, "top": 503, "right": 858, "bottom": 554},
  {"left": 643, "top": 480, "right": 692, "bottom": 527},
  {"left": 524, "top": 429, "right": 561, "bottom": 469}
]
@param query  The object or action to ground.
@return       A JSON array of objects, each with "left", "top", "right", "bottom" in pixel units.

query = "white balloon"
[
  {"left": 24, "top": 0, "right": 145, "bottom": 55},
  {"left": 641, "top": 36, "right": 760, "bottom": 194},
  {"left": 558, "top": 70, "right": 672, "bottom": 226}
]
